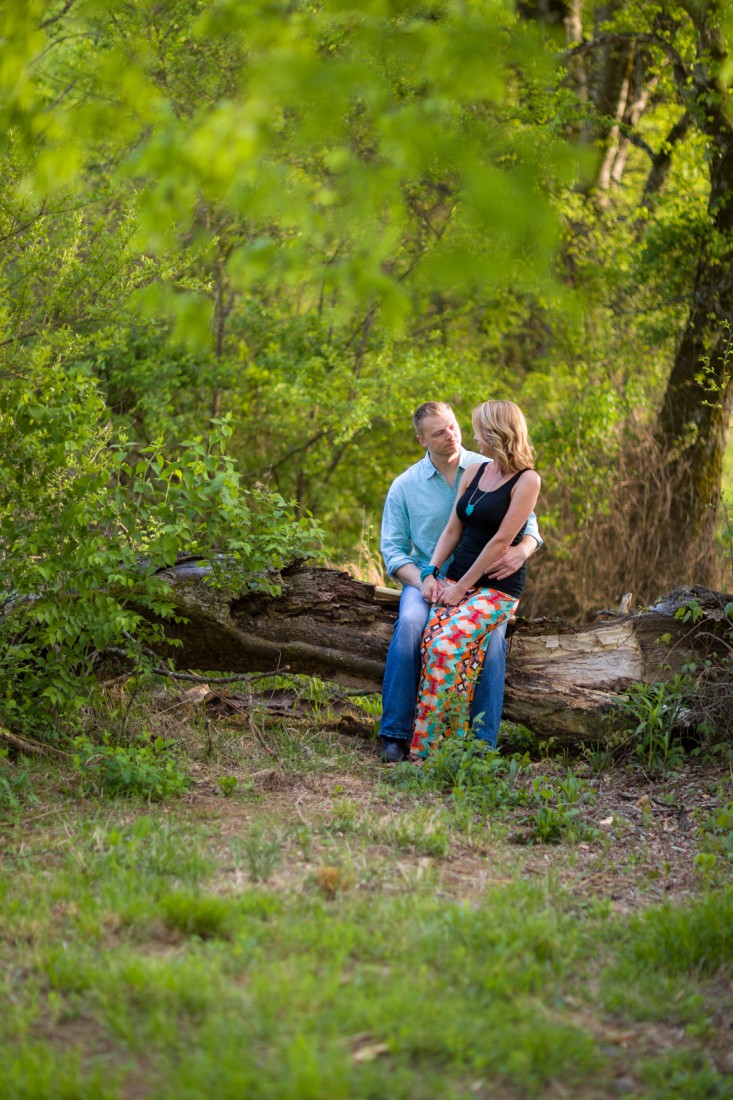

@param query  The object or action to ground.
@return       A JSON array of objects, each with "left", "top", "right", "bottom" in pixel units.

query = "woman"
[{"left": 411, "top": 400, "right": 541, "bottom": 759}]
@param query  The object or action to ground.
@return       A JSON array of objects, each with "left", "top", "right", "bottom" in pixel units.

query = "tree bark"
[
  {"left": 150, "top": 563, "right": 732, "bottom": 741},
  {"left": 640, "top": 109, "right": 693, "bottom": 211},
  {"left": 651, "top": 8, "right": 733, "bottom": 561},
  {"left": 656, "top": 100, "right": 733, "bottom": 551}
]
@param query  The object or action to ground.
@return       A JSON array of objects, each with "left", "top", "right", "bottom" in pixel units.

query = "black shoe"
[{"left": 379, "top": 737, "right": 409, "bottom": 764}]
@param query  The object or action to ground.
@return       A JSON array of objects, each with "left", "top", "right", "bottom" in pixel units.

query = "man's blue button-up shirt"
[{"left": 380, "top": 448, "right": 542, "bottom": 579}]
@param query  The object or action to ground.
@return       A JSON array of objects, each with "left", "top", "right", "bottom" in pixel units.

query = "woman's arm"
[
  {"left": 420, "top": 466, "right": 475, "bottom": 601},
  {"left": 440, "top": 471, "right": 541, "bottom": 604}
]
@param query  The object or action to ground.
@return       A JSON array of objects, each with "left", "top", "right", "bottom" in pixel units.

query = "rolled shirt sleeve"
[
  {"left": 524, "top": 511, "right": 543, "bottom": 549},
  {"left": 380, "top": 483, "right": 416, "bottom": 578}
]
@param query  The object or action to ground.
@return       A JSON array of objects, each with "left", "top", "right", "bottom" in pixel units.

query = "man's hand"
[
  {"left": 485, "top": 538, "right": 535, "bottom": 581},
  {"left": 421, "top": 576, "right": 443, "bottom": 603}
]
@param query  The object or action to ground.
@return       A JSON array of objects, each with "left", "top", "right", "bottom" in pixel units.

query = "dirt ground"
[{"left": 182, "top": 723, "right": 732, "bottom": 914}]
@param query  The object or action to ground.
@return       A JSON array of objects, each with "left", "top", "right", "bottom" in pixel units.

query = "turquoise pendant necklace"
[
  {"left": 465, "top": 482, "right": 492, "bottom": 517},
  {"left": 465, "top": 465, "right": 504, "bottom": 516}
]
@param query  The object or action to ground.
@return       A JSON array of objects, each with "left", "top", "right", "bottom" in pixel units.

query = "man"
[{"left": 378, "top": 401, "right": 541, "bottom": 763}]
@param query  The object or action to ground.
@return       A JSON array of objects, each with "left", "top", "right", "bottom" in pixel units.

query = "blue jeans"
[{"left": 379, "top": 585, "right": 507, "bottom": 748}]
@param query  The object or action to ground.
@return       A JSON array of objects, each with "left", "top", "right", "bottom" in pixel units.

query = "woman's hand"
[{"left": 439, "top": 582, "right": 467, "bottom": 606}]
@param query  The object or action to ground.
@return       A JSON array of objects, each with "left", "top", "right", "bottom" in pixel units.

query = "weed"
[
  {"left": 234, "top": 826, "right": 283, "bottom": 882},
  {"left": 375, "top": 806, "right": 451, "bottom": 858},
  {"left": 624, "top": 888, "right": 733, "bottom": 976},
  {"left": 2, "top": 1046, "right": 120, "bottom": 1099},
  {"left": 580, "top": 741, "right": 615, "bottom": 774},
  {"left": 497, "top": 721, "right": 536, "bottom": 754},
  {"left": 160, "top": 891, "right": 236, "bottom": 940},
  {"left": 618, "top": 679, "right": 688, "bottom": 774},
  {"left": 690, "top": 732, "right": 733, "bottom": 767},
  {"left": 325, "top": 797, "right": 362, "bottom": 834},
  {"left": 100, "top": 815, "right": 209, "bottom": 882},
  {"left": 441, "top": 741, "right": 528, "bottom": 807},
  {"left": 694, "top": 852, "right": 720, "bottom": 887},
  {"left": 99, "top": 953, "right": 220, "bottom": 1037},
  {"left": 696, "top": 796, "right": 733, "bottom": 863},
  {"left": 41, "top": 946, "right": 98, "bottom": 995},
  {"left": 557, "top": 767, "right": 594, "bottom": 806},
  {"left": 217, "top": 774, "right": 239, "bottom": 797},
  {"left": 391, "top": 733, "right": 531, "bottom": 820},
  {"left": 523, "top": 769, "right": 597, "bottom": 844},
  {"left": 0, "top": 755, "right": 37, "bottom": 814},
  {"left": 313, "top": 864, "right": 354, "bottom": 897},
  {"left": 72, "top": 733, "right": 190, "bottom": 799},
  {"left": 294, "top": 825, "right": 313, "bottom": 861},
  {"left": 537, "top": 734, "right": 559, "bottom": 758},
  {"left": 639, "top": 1048, "right": 731, "bottom": 1099},
  {"left": 528, "top": 804, "right": 589, "bottom": 845}
]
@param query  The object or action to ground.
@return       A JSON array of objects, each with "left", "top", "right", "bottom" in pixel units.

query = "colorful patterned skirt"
[{"left": 411, "top": 587, "right": 519, "bottom": 758}]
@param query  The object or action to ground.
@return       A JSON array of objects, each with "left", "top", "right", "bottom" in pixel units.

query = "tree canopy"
[{"left": 1, "top": 0, "right": 733, "bottom": 733}]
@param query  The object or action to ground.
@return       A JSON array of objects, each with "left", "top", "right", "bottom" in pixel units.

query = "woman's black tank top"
[{"left": 447, "top": 463, "right": 530, "bottom": 599}]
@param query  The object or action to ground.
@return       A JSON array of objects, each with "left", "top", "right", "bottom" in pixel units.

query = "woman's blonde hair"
[{"left": 472, "top": 400, "right": 535, "bottom": 474}]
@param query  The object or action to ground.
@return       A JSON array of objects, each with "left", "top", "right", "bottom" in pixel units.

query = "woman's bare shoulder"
[
  {"left": 511, "top": 469, "right": 541, "bottom": 494},
  {"left": 460, "top": 459, "right": 488, "bottom": 485}
]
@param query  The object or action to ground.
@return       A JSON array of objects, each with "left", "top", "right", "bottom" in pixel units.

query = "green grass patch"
[
  {"left": 2, "top": 732, "right": 732, "bottom": 1099},
  {"left": 623, "top": 888, "right": 733, "bottom": 977},
  {"left": 638, "top": 1048, "right": 731, "bottom": 1099}
]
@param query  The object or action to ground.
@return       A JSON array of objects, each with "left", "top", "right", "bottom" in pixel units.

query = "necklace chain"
[{"left": 464, "top": 466, "right": 505, "bottom": 516}]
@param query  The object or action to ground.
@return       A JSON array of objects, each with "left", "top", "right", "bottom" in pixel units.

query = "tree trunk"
[
  {"left": 655, "top": 12, "right": 733, "bottom": 567},
  {"left": 656, "top": 132, "right": 733, "bottom": 552},
  {"left": 150, "top": 563, "right": 732, "bottom": 741}
]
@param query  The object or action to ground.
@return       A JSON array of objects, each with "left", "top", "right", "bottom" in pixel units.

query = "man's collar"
[
  {"left": 422, "top": 447, "right": 470, "bottom": 478},
  {"left": 421, "top": 451, "right": 438, "bottom": 478}
]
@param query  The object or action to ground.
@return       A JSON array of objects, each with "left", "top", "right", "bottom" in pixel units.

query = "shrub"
[{"left": 0, "top": 363, "right": 319, "bottom": 741}]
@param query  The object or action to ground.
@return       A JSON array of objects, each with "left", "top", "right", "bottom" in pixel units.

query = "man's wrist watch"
[{"left": 420, "top": 565, "right": 442, "bottom": 582}]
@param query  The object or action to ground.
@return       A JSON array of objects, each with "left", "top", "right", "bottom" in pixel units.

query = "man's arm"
[
  {"left": 381, "top": 484, "right": 421, "bottom": 587},
  {"left": 484, "top": 510, "right": 542, "bottom": 582},
  {"left": 394, "top": 562, "right": 423, "bottom": 589},
  {"left": 523, "top": 511, "right": 542, "bottom": 549}
]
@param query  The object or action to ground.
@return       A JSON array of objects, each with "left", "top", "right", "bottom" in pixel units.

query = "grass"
[{"left": 1, "top": 704, "right": 732, "bottom": 1099}]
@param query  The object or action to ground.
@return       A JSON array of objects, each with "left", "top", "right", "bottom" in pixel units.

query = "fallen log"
[{"left": 151, "top": 563, "right": 732, "bottom": 740}]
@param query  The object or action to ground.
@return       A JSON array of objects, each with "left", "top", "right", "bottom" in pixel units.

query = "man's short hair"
[{"left": 412, "top": 401, "right": 453, "bottom": 435}]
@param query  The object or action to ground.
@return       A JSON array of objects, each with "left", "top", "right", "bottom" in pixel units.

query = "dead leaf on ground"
[
  {"left": 351, "top": 1041, "right": 390, "bottom": 1064},
  {"left": 179, "top": 684, "right": 211, "bottom": 705}
]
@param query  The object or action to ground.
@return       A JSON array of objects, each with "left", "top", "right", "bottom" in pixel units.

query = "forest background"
[{"left": 2, "top": 0, "right": 733, "bottom": 737}]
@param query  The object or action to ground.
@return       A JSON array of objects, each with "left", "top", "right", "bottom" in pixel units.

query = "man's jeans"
[{"left": 379, "top": 584, "right": 507, "bottom": 748}]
